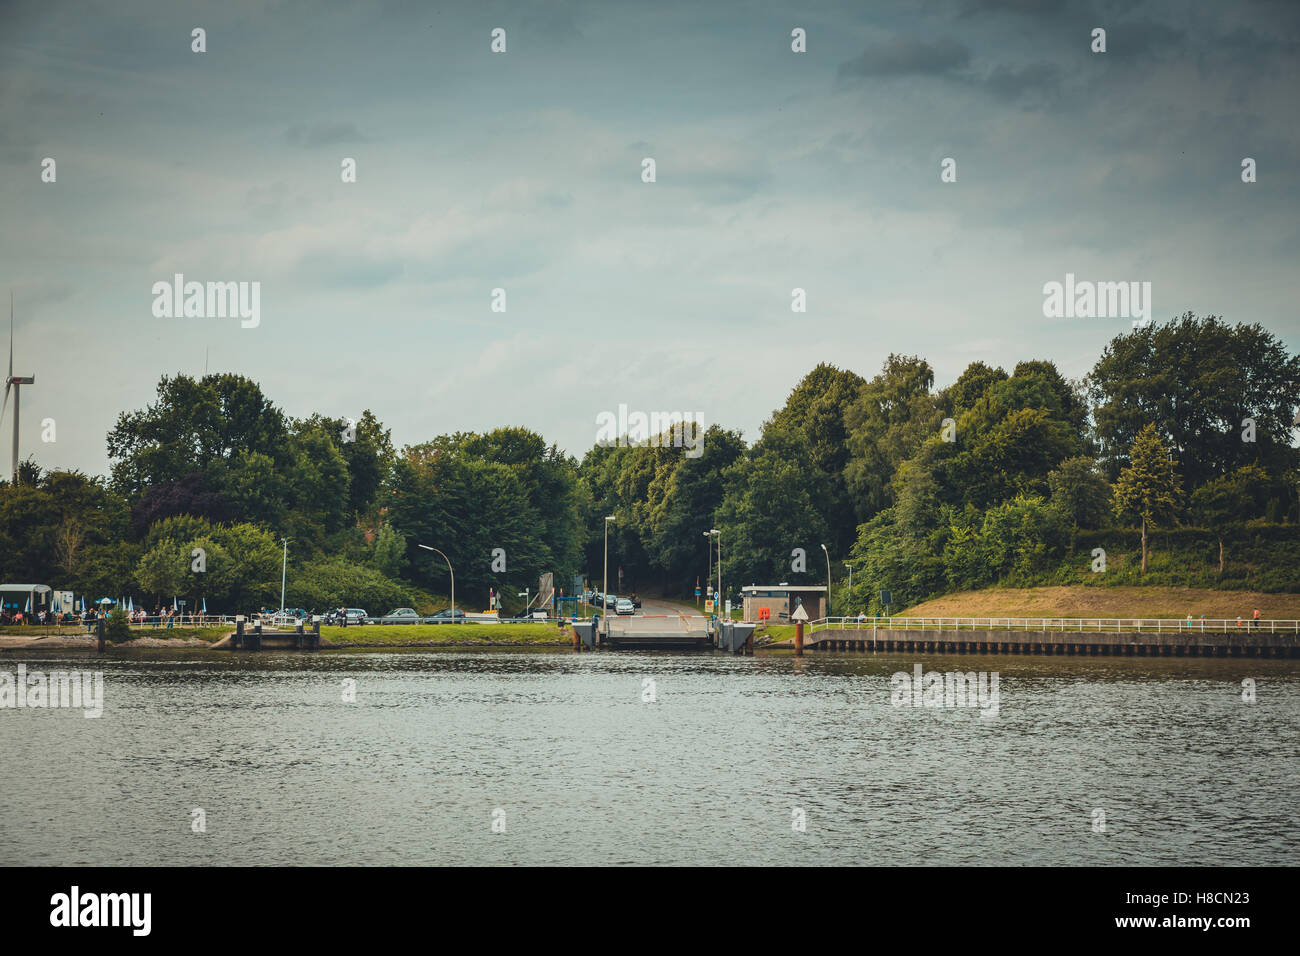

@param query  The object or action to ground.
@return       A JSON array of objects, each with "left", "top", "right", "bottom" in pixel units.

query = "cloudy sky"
[{"left": 3, "top": 0, "right": 1298, "bottom": 477}]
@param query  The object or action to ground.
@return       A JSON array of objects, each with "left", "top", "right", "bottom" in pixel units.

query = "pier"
[
  {"left": 792, "top": 617, "right": 1300, "bottom": 657},
  {"left": 221, "top": 617, "right": 322, "bottom": 651}
]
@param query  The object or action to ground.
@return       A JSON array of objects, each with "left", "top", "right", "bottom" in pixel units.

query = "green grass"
[{"left": 321, "top": 622, "right": 571, "bottom": 645}]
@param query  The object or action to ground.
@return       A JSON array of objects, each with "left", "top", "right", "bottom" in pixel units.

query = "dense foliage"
[{"left": 1, "top": 314, "right": 1297, "bottom": 614}]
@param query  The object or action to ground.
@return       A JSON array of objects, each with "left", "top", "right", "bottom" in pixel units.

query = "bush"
[{"left": 105, "top": 608, "right": 132, "bottom": 642}]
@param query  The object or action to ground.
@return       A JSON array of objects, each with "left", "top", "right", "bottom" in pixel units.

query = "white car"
[{"left": 615, "top": 598, "right": 635, "bottom": 616}]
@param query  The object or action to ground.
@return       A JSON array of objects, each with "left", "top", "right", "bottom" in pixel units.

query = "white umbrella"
[{"left": 172, "top": 595, "right": 178, "bottom": 611}]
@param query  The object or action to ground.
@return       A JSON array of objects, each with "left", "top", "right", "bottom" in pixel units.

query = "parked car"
[
  {"left": 424, "top": 608, "right": 468, "bottom": 624},
  {"left": 604, "top": 594, "right": 618, "bottom": 609},
  {"left": 616, "top": 598, "right": 634, "bottom": 616},
  {"left": 376, "top": 607, "right": 421, "bottom": 624},
  {"left": 323, "top": 608, "right": 368, "bottom": 626}
]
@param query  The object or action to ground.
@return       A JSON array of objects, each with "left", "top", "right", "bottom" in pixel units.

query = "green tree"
[
  {"left": 1090, "top": 314, "right": 1300, "bottom": 494},
  {"left": 844, "top": 355, "right": 940, "bottom": 522},
  {"left": 1048, "top": 456, "right": 1112, "bottom": 552},
  {"left": 1190, "top": 464, "right": 1272, "bottom": 574},
  {"left": 370, "top": 523, "right": 405, "bottom": 579},
  {"left": 714, "top": 431, "right": 830, "bottom": 591},
  {"left": 1113, "top": 425, "right": 1184, "bottom": 574},
  {"left": 107, "top": 374, "right": 289, "bottom": 499}
]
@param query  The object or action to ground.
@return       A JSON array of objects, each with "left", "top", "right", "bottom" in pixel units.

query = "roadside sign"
[
  {"left": 705, "top": 600, "right": 714, "bottom": 613},
  {"left": 880, "top": 590, "right": 892, "bottom": 606},
  {"left": 791, "top": 604, "right": 809, "bottom": 621},
  {"left": 695, "top": 588, "right": 701, "bottom": 596}
]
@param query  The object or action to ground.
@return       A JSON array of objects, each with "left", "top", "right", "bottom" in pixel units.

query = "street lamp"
[
  {"left": 279, "top": 538, "right": 289, "bottom": 616},
  {"left": 418, "top": 544, "right": 455, "bottom": 619},
  {"left": 844, "top": 562, "right": 853, "bottom": 592},
  {"left": 602, "top": 516, "right": 615, "bottom": 633},
  {"left": 820, "top": 543, "right": 831, "bottom": 618},
  {"left": 704, "top": 528, "right": 721, "bottom": 619}
]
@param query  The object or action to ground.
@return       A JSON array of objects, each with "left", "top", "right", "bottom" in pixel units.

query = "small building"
[
  {"left": 741, "top": 585, "right": 827, "bottom": 624},
  {"left": 0, "top": 583, "right": 52, "bottom": 616}
]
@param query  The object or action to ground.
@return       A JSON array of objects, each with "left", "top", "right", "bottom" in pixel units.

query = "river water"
[{"left": 1, "top": 647, "right": 1296, "bottom": 866}]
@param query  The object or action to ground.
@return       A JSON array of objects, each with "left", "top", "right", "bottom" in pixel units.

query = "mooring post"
[
  {"left": 795, "top": 620, "right": 804, "bottom": 656},
  {"left": 96, "top": 615, "right": 105, "bottom": 653},
  {"left": 234, "top": 616, "right": 244, "bottom": 650},
  {"left": 312, "top": 616, "right": 321, "bottom": 650}
]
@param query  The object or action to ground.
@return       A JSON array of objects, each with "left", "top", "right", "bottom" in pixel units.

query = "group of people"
[
  {"left": 0, "top": 608, "right": 79, "bottom": 626},
  {"left": 0, "top": 605, "right": 201, "bottom": 628}
]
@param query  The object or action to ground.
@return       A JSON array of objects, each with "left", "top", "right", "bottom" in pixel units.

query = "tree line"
[{"left": 0, "top": 313, "right": 1296, "bottom": 614}]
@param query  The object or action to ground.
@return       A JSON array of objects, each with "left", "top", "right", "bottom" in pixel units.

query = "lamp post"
[
  {"left": 279, "top": 538, "right": 289, "bottom": 616},
  {"left": 844, "top": 562, "right": 853, "bottom": 592},
  {"left": 418, "top": 544, "right": 455, "bottom": 619},
  {"left": 820, "top": 543, "right": 831, "bottom": 618},
  {"left": 704, "top": 528, "right": 720, "bottom": 619},
  {"left": 602, "top": 515, "right": 615, "bottom": 634}
]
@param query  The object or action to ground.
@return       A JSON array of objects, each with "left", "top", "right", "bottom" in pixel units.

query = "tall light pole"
[
  {"left": 704, "top": 528, "right": 720, "bottom": 619},
  {"left": 844, "top": 562, "right": 853, "bottom": 592},
  {"left": 279, "top": 538, "right": 289, "bottom": 615},
  {"left": 602, "top": 516, "right": 615, "bottom": 634},
  {"left": 702, "top": 531, "right": 713, "bottom": 601},
  {"left": 418, "top": 544, "right": 455, "bottom": 619},
  {"left": 820, "top": 543, "right": 831, "bottom": 618}
]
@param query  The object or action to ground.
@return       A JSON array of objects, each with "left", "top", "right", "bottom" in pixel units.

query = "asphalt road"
[{"left": 612, "top": 597, "right": 710, "bottom": 636}]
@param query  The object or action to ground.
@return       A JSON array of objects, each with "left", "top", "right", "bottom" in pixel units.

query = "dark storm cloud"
[
  {"left": 838, "top": 35, "right": 971, "bottom": 78},
  {"left": 285, "top": 121, "right": 368, "bottom": 148},
  {"left": 982, "top": 61, "right": 1062, "bottom": 104},
  {"left": 958, "top": 0, "right": 1077, "bottom": 16}
]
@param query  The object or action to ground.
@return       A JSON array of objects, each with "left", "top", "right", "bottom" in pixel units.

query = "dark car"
[
  {"left": 376, "top": 607, "right": 421, "bottom": 624},
  {"left": 603, "top": 594, "right": 617, "bottom": 609},
  {"left": 324, "top": 608, "right": 368, "bottom": 626},
  {"left": 423, "top": 608, "right": 468, "bottom": 624}
]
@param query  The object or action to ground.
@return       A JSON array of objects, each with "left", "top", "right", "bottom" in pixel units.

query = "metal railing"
[{"left": 806, "top": 616, "right": 1300, "bottom": 635}]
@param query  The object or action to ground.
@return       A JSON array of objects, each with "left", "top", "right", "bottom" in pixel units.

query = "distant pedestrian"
[
  {"left": 1252, "top": 608, "right": 1261, "bottom": 630},
  {"left": 1236, "top": 616, "right": 1243, "bottom": 628}
]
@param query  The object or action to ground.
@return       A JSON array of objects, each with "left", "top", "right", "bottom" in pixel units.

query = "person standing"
[{"left": 1252, "top": 607, "right": 1261, "bottom": 630}]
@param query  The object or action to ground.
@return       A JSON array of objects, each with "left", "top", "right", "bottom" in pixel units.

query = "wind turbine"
[{"left": 2, "top": 293, "right": 35, "bottom": 485}]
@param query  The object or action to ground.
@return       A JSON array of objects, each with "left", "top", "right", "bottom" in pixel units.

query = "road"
[{"left": 610, "top": 597, "right": 710, "bottom": 637}]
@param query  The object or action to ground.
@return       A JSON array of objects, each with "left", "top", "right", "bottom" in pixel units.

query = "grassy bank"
[
  {"left": 321, "top": 623, "right": 571, "bottom": 645},
  {"left": 900, "top": 586, "right": 1300, "bottom": 620}
]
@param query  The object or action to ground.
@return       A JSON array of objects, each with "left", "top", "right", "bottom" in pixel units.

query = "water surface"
[{"left": 2, "top": 647, "right": 1295, "bottom": 865}]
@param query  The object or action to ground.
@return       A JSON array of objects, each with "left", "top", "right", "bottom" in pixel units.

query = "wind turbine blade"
[
  {"left": 0, "top": 381, "right": 9, "bottom": 424},
  {"left": 7, "top": 292, "right": 12, "bottom": 381}
]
